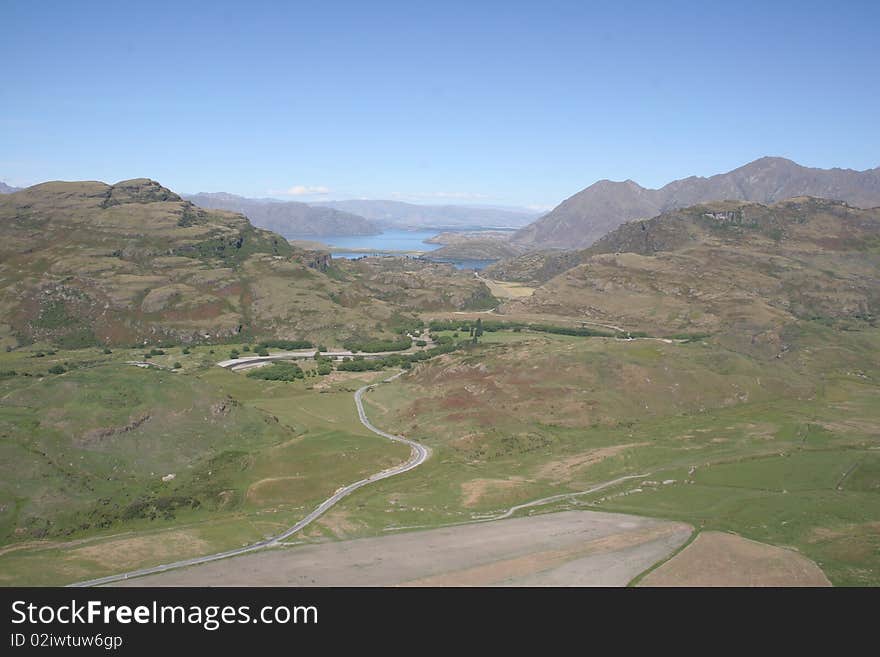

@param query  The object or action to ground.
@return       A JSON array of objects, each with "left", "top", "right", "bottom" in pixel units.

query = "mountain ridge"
[
  {"left": 184, "top": 191, "right": 380, "bottom": 238},
  {"left": 315, "top": 199, "right": 539, "bottom": 229},
  {"left": 503, "top": 196, "right": 880, "bottom": 348},
  {"left": 512, "top": 157, "right": 880, "bottom": 249}
]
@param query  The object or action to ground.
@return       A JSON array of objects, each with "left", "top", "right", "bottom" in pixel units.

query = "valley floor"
[{"left": 1, "top": 320, "right": 878, "bottom": 586}]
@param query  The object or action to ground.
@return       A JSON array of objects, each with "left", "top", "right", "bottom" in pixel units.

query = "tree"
[{"left": 475, "top": 318, "right": 483, "bottom": 337}]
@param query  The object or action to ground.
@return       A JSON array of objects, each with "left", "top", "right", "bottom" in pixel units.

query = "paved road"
[
  {"left": 70, "top": 371, "right": 429, "bottom": 587},
  {"left": 218, "top": 337, "right": 435, "bottom": 371}
]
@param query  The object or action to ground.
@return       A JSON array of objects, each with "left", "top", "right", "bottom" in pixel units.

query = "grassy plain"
[{"left": 0, "top": 344, "right": 407, "bottom": 584}]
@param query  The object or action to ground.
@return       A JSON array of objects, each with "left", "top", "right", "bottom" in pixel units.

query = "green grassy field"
[
  {"left": 300, "top": 324, "right": 880, "bottom": 585},
  {"left": 0, "top": 344, "right": 408, "bottom": 585},
  {"left": 1, "top": 322, "right": 878, "bottom": 585}
]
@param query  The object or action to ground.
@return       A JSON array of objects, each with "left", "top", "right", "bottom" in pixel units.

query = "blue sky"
[{"left": 2, "top": 0, "right": 878, "bottom": 208}]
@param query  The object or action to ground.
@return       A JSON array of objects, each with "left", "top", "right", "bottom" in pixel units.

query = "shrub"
[
  {"left": 48, "top": 364, "right": 66, "bottom": 375},
  {"left": 257, "top": 339, "right": 312, "bottom": 351},
  {"left": 173, "top": 362, "right": 182, "bottom": 369},
  {"left": 103, "top": 347, "right": 113, "bottom": 354}
]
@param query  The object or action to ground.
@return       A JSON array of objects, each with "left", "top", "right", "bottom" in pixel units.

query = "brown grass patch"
[
  {"left": 64, "top": 530, "right": 211, "bottom": 572},
  {"left": 639, "top": 531, "right": 830, "bottom": 587},
  {"left": 460, "top": 477, "right": 532, "bottom": 508},
  {"left": 535, "top": 443, "right": 648, "bottom": 483},
  {"left": 315, "top": 509, "right": 365, "bottom": 539},
  {"left": 246, "top": 476, "right": 306, "bottom": 505}
]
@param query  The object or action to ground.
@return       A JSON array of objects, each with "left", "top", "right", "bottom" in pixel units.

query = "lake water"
[
  {"left": 319, "top": 228, "right": 504, "bottom": 270},
  {"left": 319, "top": 229, "right": 443, "bottom": 253}
]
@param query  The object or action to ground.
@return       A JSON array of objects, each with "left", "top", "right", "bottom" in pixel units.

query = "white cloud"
[
  {"left": 391, "top": 190, "right": 489, "bottom": 201},
  {"left": 274, "top": 185, "right": 331, "bottom": 196}
]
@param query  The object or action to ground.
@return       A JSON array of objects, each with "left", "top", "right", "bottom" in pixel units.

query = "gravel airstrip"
[{"left": 116, "top": 510, "right": 692, "bottom": 586}]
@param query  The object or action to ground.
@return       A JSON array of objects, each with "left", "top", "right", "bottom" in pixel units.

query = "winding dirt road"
[{"left": 70, "top": 371, "right": 429, "bottom": 587}]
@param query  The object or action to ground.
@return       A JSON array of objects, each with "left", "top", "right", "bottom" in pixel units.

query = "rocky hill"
[
  {"left": 512, "top": 157, "right": 880, "bottom": 250},
  {"left": 503, "top": 197, "right": 880, "bottom": 350},
  {"left": 0, "top": 180, "right": 495, "bottom": 348},
  {"left": 424, "top": 231, "right": 524, "bottom": 261}
]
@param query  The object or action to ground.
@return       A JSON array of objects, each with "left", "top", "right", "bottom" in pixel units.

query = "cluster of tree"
[
  {"left": 427, "top": 318, "right": 655, "bottom": 339},
  {"left": 256, "top": 339, "right": 314, "bottom": 351},
  {"left": 387, "top": 313, "right": 425, "bottom": 335},
  {"left": 246, "top": 362, "right": 305, "bottom": 381},
  {"left": 336, "top": 356, "right": 387, "bottom": 372},
  {"left": 342, "top": 336, "right": 412, "bottom": 353},
  {"left": 664, "top": 332, "right": 711, "bottom": 342},
  {"left": 314, "top": 352, "right": 334, "bottom": 375},
  {"left": 3, "top": 364, "right": 69, "bottom": 377},
  {"left": 528, "top": 324, "right": 615, "bottom": 338},
  {"left": 336, "top": 340, "right": 470, "bottom": 372},
  {"left": 428, "top": 319, "right": 524, "bottom": 333}
]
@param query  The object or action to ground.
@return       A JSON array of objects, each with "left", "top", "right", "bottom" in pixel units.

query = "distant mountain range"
[
  {"left": 184, "top": 193, "right": 538, "bottom": 236},
  {"left": 0, "top": 181, "right": 21, "bottom": 194},
  {"left": 184, "top": 192, "right": 381, "bottom": 238},
  {"left": 513, "top": 157, "right": 880, "bottom": 249},
  {"left": 315, "top": 199, "right": 539, "bottom": 229}
]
